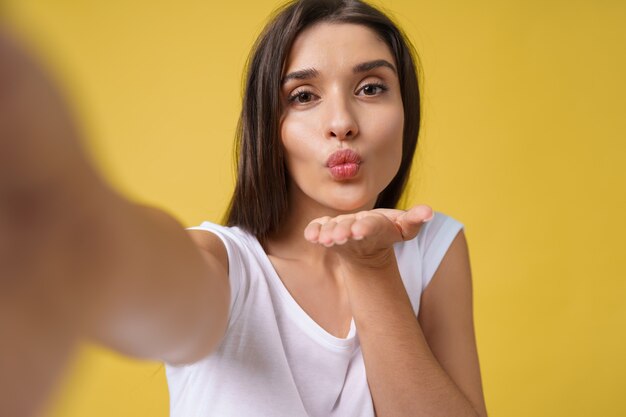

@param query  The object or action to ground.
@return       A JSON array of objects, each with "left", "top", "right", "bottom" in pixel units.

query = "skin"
[
  {"left": 0, "top": 29, "right": 94, "bottom": 417},
  {"left": 0, "top": 29, "right": 229, "bottom": 416},
  {"left": 279, "top": 22, "right": 404, "bottom": 215}
]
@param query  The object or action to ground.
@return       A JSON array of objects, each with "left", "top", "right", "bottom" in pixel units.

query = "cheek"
[
  {"left": 367, "top": 106, "right": 404, "bottom": 167},
  {"left": 280, "top": 114, "right": 318, "bottom": 172}
]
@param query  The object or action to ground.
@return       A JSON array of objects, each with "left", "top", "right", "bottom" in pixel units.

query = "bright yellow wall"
[{"left": 4, "top": 1, "right": 625, "bottom": 416}]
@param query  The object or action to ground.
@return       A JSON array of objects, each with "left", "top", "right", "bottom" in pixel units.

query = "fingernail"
[{"left": 423, "top": 212, "right": 435, "bottom": 223}]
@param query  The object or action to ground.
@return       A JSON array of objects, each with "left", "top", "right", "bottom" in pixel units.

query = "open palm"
[{"left": 304, "top": 204, "right": 434, "bottom": 263}]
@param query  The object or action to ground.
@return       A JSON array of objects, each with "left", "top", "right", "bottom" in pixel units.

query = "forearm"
[
  {"left": 1, "top": 169, "right": 228, "bottom": 361},
  {"left": 79, "top": 189, "right": 229, "bottom": 360},
  {"left": 342, "top": 254, "right": 480, "bottom": 417}
]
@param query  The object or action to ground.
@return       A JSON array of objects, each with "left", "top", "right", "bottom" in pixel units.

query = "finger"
[
  {"left": 304, "top": 216, "right": 331, "bottom": 242},
  {"left": 318, "top": 220, "right": 338, "bottom": 246},
  {"left": 405, "top": 205, "right": 433, "bottom": 224},
  {"left": 330, "top": 213, "right": 355, "bottom": 223},
  {"left": 332, "top": 217, "right": 356, "bottom": 244},
  {"left": 315, "top": 216, "right": 333, "bottom": 225},
  {"left": 396, "top": 205, "right": 434, "bottom": 240},
  {"left": 303, "top": 221, "right": 323, "bottom": 242},
  {"left": 351, "top": 215, "right": 387, "bottom": 241},
  {"left": 355, "top": 210, "right": 372, "bottom": 220}
]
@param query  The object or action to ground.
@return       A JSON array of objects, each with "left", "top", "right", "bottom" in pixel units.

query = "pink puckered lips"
[{"left": 326, "top": 149, "right": 362, "bottom": 180}]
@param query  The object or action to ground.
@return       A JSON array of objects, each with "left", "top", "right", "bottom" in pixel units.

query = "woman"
[{"left": 0, "top": 0, "right": 487, "bottom": 416}]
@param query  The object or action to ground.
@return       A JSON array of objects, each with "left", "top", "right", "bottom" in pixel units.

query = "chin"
[{"left": 323, "top": 194, "right": 375, "bottom": 213}]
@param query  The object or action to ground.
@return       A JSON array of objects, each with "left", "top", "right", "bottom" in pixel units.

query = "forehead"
[{"left": 284, "top": 22, "right": 394, "bottom": 72}]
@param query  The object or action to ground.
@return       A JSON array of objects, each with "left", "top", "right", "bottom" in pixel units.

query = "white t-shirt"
[{"left": 165, "top": 211, "right": 464, "bottom": 417}]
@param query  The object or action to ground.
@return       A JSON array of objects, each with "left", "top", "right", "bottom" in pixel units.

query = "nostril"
[
  {"left": 328, "top": 128, "right": 356, "bottom": 140},
  {"left": 339, "top": 130, "right": 353, "bottom": 140}
]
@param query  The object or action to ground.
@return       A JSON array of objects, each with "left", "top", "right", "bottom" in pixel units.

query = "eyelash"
[
  {"left": 288, "top": 89, "right": 316, "bottom": 104},
  {"left": 287, "top": 82, "right": 389, "bottom": 104},
  {"left": 358, "top": 82, "right": 388, "bottom": 96}
]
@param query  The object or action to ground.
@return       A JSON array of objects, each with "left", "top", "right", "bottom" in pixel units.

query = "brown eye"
[
  {"left": 358, "top": 83, "right": 388, "bottom": 96},
  {"left": 288, "top": 90, "right": 316, "bottom": 104},
  {"left": 296, "top": 92, "right": 312, "bottom": 103}
]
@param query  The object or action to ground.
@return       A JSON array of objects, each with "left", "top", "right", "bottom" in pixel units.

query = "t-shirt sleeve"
[
  {"left": 185, "top": 222, "right": 246, "bottom": 329},
  {"left": 417, "top": 211, "right": 464, "bottom": 291}
]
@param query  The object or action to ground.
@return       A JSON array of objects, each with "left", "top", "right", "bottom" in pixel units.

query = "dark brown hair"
[{"left": 224, "top": 0, "right": 421, "bottom": 241}]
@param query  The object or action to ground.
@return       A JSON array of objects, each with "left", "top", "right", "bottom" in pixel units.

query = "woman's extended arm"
[
  {"left": 60, "top": 191, "right": 231, "bottom": 364},
  {"left": 0, "top": 27, "right": 230, "bottom": 417},
  {"left": 1, "top": 189, "right": 231, "bottom": 416},
  {"left": 0, "top": 23, "right": 230, "bottom": 364}
]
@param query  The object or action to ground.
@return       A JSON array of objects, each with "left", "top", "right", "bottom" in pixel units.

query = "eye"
[
  {"left": 288, "top": 89, "right": 318, "bottom": 104},
  {"left": 357, "top": 82, "right": 388, "bottom": 96}
]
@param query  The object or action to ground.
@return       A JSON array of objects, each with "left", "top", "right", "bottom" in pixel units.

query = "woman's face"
[{"left": 280, "top": 22, "right": 404, "bottom": 214}]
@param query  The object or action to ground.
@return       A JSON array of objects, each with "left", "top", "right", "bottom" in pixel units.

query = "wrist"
[
  {"left": 339, "top": 248, "right": 409, "bottom": 325},
  {"left": 338, "top": 247, "right": 398, "bottom": 277}
]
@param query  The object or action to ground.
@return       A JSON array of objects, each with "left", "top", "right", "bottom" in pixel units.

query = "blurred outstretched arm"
[{"left": 0, "top": 28, "right": 230, "bottom": 417}]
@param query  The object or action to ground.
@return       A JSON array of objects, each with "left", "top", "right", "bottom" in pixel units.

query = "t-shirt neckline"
[{"left": 242, "top": 231, "right": 357, "bottom": 350}]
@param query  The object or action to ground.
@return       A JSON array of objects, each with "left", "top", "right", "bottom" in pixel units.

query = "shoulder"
[
  {"left": 186, "top": 221, "right": 260, "bottom": 274},
  {"left": 423, "top": 227, "right": 470, "bottom": 298},
  {"left": 187, "top": 228, "right": 229, "bottom": 273},
  {"left": 185, "top": 222, "right": 259, "bottom": 332},
  {"left": 414, "top": 211, "right": 465, "bottom": 290},
  {"left": 187, "top": 221, "right": 251, "bottom": 271},
  {"left": 418, "top": 210, "right": 467, "bottom": 282},
  {"left": 417, "top": 211, "right": 464, "bottom": 251},
  {"left": 417, "top": 212, "right": 472, "bottom": 331}
]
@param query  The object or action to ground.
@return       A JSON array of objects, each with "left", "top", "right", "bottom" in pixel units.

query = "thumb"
[{"left": 395, "top": 205, "right": 434, "bottom": 240}]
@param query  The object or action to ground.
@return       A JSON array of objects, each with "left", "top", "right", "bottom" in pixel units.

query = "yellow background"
[{"left": 4, "top": 0, "right": 626, "bottom": 416}]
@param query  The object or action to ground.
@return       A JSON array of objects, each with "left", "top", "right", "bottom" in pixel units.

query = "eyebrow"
[
  {"left": 352, "top": 59, "right": 396, "bottom": 74},
  {"left": 281, "top": 59, "right": 396, "bottom": 85},
  {"left": 281, "top": 68, "right": 319, "bottom": 85}
]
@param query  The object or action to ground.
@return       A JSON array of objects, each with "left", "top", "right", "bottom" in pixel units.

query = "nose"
[{"left": 324, "top": 94, "right": 359, "bottom": 141}]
